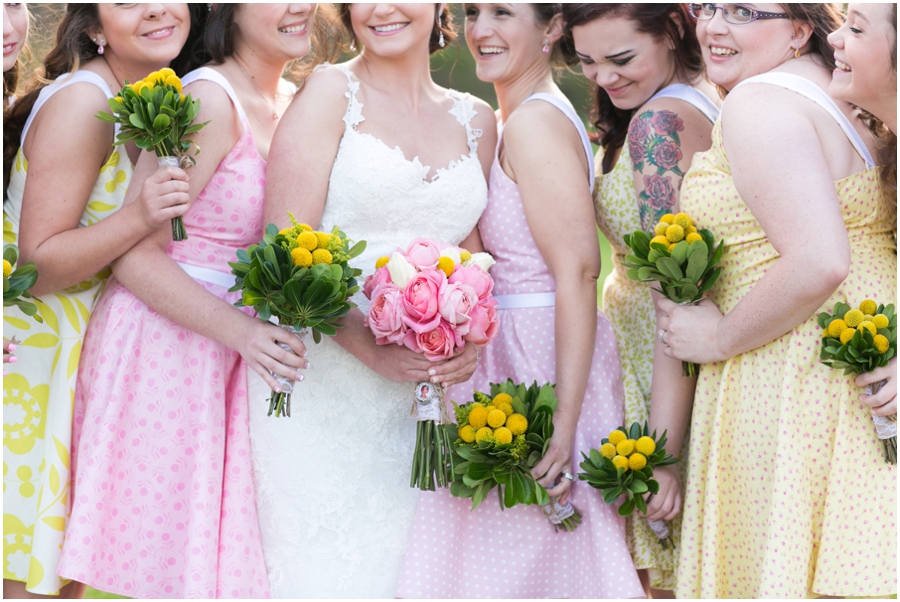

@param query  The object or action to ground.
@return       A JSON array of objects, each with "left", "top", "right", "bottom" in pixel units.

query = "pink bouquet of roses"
[{"left": 364, "top": 238, "right": 499, "bottom": 491}]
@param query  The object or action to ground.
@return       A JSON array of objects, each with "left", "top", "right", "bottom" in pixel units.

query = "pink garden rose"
[
  {"left": 402, "top": 269, "right": 445, "bottom": 333},
  {"left": 449, "top": 265, "right": 493, "bottom": 300},
  {"left": 363, "top": 267, "right": 392, "bottom": 300},
  {"left": 405, "top": 238, "right": 442, "bottom": 271},
  {"left": 465, "top": 298, "right": 499, "bottom": 346},
  {"left": 438, "top": 281, "right": 478, "bottom": 334},
  {"left": 365, "top": 284, "right": 406, "bottom": 345},
  {"left": 416, "top": 320, "right": 457, "bottom": 361}
]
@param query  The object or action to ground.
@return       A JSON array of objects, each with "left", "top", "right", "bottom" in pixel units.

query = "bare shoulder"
[
  {"left": 30, "top": 80, "right": 110, "bottom": 133},
  {"left": 635, "top": 95, "right": 714, "bottom": 136},
  {"left": 504, "top": 98, "right": 580, "bottom": 149},
  {"left": 294, "top": 64, "right": 352, "bottom": 109},
  {"left": 183, "top": 78, "right": 238, "bottom": 122}
]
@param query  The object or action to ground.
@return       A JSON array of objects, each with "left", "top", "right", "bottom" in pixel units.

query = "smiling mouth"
[
  {"left": 710, "top": 46, "right": 738, "bottom": 57},
  {"left": 835, "top": 59, "right": 852, "bottom": 72},
  {"left": 479, "top": 46, "right": 506, "bottom": 57},
  {"left": 371, "top": 22, "right": 409, "bottom": 33},
  {"left": 142, "top": 26, "right": 174, "bottom": 38},
  {"left": 3, "top": 43, "right": 16, "bottom": 55},
  {"left": 279, "top": 23, "right": 307, "bottom": 34}
]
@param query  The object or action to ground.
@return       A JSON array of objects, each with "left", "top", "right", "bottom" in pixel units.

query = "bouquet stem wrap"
[
  {"left": 645, "top": 517, "right": 674, "bottom": 549},
  {"left": 677, "top": 299, "right": 701, "bottom": 377},
  {"left": 541, "top": 499, "right": 582, "bottom": 533},
  {"left": 158, "top": 156, "right": 188, "bottom": 241},
  {"left": 410, "top": 382, "right": 454, "bottom": 491},
  {"left": 268, "top": 325, "right": 307, "bottom": 418},
  {"left": 867, "top": 380, "right": 897, "bottom": 464}
]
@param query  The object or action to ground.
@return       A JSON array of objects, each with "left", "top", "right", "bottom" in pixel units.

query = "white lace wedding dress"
[{"left": 247, "top": 63, "right": 488, "bottom": 598}]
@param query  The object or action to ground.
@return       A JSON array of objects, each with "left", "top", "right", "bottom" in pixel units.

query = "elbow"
[{"left": 804, "top": 245, "right": 850, "bottom": 298}]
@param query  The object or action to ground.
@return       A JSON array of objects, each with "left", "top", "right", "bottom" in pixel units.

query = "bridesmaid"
[
  {"left": 828, "top": 3, "right": 897, "bottom": 418},
  {"left": 397, "top": 4, "right": 643, "bottom": 598},
  {"left": 563, "top": 4, "right": 719, "bottom": 595},
  {"left": 57, "top": 4, "right": 325, "bottom": 598},
  {"left": 2, "top": 4, "right": 200, "bottom": 597},
  {"left": 657, "top": 3, "right": 896, "bottom": 597}
]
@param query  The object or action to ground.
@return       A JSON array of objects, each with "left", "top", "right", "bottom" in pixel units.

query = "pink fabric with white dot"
[{"left": 57, "top": 68, "right": 270, "bottom": 598}]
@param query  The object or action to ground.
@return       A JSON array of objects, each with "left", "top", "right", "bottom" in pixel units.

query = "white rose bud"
[
  {"left": 386, "top": 252, "right": 417, "bottom": 289},
  {"left": 469, "top": 252, "right": 496, "bottom": 272},
  {"left": 440, "top": 247, "right": 462, "bottom": 266}
]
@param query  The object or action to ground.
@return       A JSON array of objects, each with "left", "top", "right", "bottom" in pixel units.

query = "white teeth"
[
  {"left": 480, "top": 47, "right": 506, "bottom": 55},
  {"left": 710, "top": 46, "right": 737, "bottom": 56},
  {"left": 279, "top": 24, "right": 307, "bottom": 33},
  {"left": 835, "top": 59, "right": 852, "bottom": 72},
  {"left": 145, "top": 27, "right": 171, "bottom": 36},
  {"left": 374, "top": 23, "right": 407, "bottom": 32}
]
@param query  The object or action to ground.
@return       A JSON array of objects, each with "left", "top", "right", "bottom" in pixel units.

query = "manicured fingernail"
[
  {"left": 428, "top": 368, "right": 436, "bottom": 376},
  {"left": 301, "top": 349, "right": 308, "bottom": 357},
  {"left": 296, "top": 373, "right": 304, "bottom": 381},
  {"left": 274, "top": 386, "right": 282, "bottom": 393},
  {"left": 7, "top": 344, "right": 15, "bottom": 351},
  {"left": 304, "top": 361, "right": 310, "bottom": 369},
  {"left": 9, "top": 356, "right": 17, "bottom": 364},
  {"left": 430, "top": 376, "right": 438, "bottom": 383},
  {"left": 441, "top": 382, "right": 448, "bottom": 389}
]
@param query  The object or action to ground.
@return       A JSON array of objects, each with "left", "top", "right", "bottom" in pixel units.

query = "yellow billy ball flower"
[
  {"left": 165, "top": 74, "right": 183, "bottom": 93},
  {"left": 475, "top": 427, "right": 493, "bottom": 442},
  {"left": 291, "top": 247, "right": 312, "bottom": 268},
  {"left": 459, "top": 425, "right": 476, "bottom": 443},
  {"left": 600, "top": 443, "right": 617, "bottom": 459},
  {"left": 636, "top": 436, "right": 656, "bottom": 456},
  {"left": 612, "top": 455, "right": 630, "bottom": 471},
  {"left": 158, "top": 67, "right": 176, "bottom": 79},
  {"left": 665, "top": 224, "right": 685, "bottom": 243},
  {"left": 839, "top": 328, "right": 856, "bottom": 345},
  {"left": 843, "top": 309, "right": 864, "bottom": 328},
  {"left": 312, "top": 249, "right": 333, "bottom": 265},
  {"left": 654, "top": 222, "right": 669, "bottom": 236},
  {"left": 487, "top": 409, "right": 507, "bottom": 429},
  {"left": 437, "top": 256, "right": 455, "bottom": 278},
  {"left": 616, "top": 439, "right": 635, "bottom": 457},
  {"left": 278, "top": 227, "right": 293, "bottom": 236},
  {"left": 506, "top": 414, "right": 528, "bottom": 436},
  {"left": 858, "top": 321, "right": 877, "bottom": 337},
  {"left": 668, "top": 243, "right": 677, "bottom": 252},
  {"left": 297, "top": 231, "right": 318, "bottom": 251},
  {"left": 660, "top": 214, "right": 675, "bottom": 225},
  {"left": 130, "top": 81, "right": 144, "bottom": 94},
  {"left": 874, "top": 334, "right": 890, "bottom": 354},
  {"left": 315, "top": 232, "right": 332, "bottom": 249},
  {"left": 827, "top": 319, "right": 848, "bottom": 338},
  {"left": 493, "top": 392, "right": 513, "bottom": 406},
  {"left": 2, "top": 259, "right": 11, "bottom": 278},
  {"left": 673, "top": 213, "right": 692, "bottom": 230},
  {"left": 468, "top": 405, "right": 488, "bottom": 429},
  {"left": 375, "top": 256, "right": 390, "bottom": 269},
  {"left": 494, "top": 427, "right": 513, "bottom": 445},
  {"left": 628, "top": 453, "right": 648, "bottom": 471},
  {"left": 496, "top": 401, "right": 514, "bottom": 417},
  {"left": 686, "top": 225, "right": 698, "bottom": 235},
  {"left": 685, "top": 232, "right": 703, "bottom": 243},
  {"left": 859, "top": 299, "right": 878, "bottom": 316},
  {"left": 114, "top": 95, "right": 124, "bottom": 104},
  {"left": 608, "top": 430, "right": 627, "bottom": 446},
  {"left": 144, "top": 71, "right": 160, "bottom": 84},
  {"left": 297, "top": 223, "right": 312, "bottom": 232},
  {"left": 873, "top": 314, "right": 890, "bottom": 329},
  {"left": 143, "top": 80, "right": 155, "bottom": 91},
  {"left": 650, "top": 235, "right": 669, "bottom": 247},
  {"left": 459, "top": 249, "right": 472, "bottom": 263}
]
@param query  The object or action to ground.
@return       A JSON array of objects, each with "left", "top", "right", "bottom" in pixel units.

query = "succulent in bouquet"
[
  {"left": 3, "top": 244, "right": 41, "bottom": 323},
  {"left": 229, "top": 217, "right": 366, "bottom": 417}
]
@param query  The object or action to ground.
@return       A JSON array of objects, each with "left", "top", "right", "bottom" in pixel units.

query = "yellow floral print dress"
[
  {"left": 675, "top": 73, "right": 897, "bottom": 598},
  {"left": 3, "top": 71, "right": 132, "bottom": 595}
]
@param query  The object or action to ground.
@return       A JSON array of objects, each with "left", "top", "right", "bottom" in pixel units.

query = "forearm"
[
  {"left": 331, "top": 309, "right": 378, "bottom": 369},
  {"left": 26, "top": 203, "right": 154, "bottom": 296},
  {"left": 648, "top": 339, "right": 695, "bottom": 456},
  {"left": 552, "top": 273, "right": 598, "bottom": 432}
]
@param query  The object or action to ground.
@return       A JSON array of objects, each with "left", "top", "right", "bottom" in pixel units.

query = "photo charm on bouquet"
[
  {"left": 229, "top": 216, "right": 366, "bottom": 417},
  {"left": 95, "top": 69, "right": 209, "bottom": 241},
  {"left": 363, "top": 238, "right": 499, "bottom": 491}
]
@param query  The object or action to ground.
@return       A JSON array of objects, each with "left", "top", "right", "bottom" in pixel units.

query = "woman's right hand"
[
  {"left": 237, "top": 320, "right": 310, "bottom": 392},
  {"left": 137, "top": 166, "right": 192, "bottom": 230},
  {"left": 643, "top": 464, "right": 683, "bottom": 522},
  {"left": 370, "top": 343, "right": 435, "bottom": 383},
  {"left": 3, "top": 338, "right": 15, "bottom": 364}
]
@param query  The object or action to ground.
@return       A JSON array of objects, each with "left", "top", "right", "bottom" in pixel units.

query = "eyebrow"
[{"left": 604, "top": 49, "right": 633, "bottom": 59}]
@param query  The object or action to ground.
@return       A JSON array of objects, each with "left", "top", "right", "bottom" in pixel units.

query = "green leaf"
[
  {"left": 128, "top": 112, "right": 145, "bottom": 129},
  {"left": 152, "top": 113, "right": 171, "bottom": 130},
  {"left": 656, "top": 256, "right": 684, "bottom": 280}
]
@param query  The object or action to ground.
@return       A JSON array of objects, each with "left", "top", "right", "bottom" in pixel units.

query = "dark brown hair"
[
  {"left": 3, "top": 4, "right": 207, "bottom": 194},
  {"left": 530, "top": 4, "right": 578, "bottom": 68},
  {"left": 339, "top": 4, "right": 456, "bottom": 55},
  {"left": 879, "top": 4, "right": 897, "bottom": 204},
  {"left": 562, "top": 4, "right": 702, "bottom": 174},
  {"left": 782, "top": 3, "right": 843, "bottom": 71}
]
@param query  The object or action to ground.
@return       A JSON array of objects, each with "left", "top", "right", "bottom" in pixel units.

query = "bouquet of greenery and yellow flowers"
[
  {"left": 818, "top": 300, "right": 897, "bottom": 463},
  {"left": 229, "top": 215, "right": 366, "bottom": 417},
  {"left": 578, "top": 422, "right": 678, "bottom": 548},
  {"left": 623, "top": 212, "right": 724, "bottom": 377},
  {"left": 3, "top": 244, "right": 41, "bottom": 323},
  {"left": 96, "top": 68, "right": 208, "bottom": 241},
  {"left": 448, "top": 380, "right": 582, "bottom": 533}
]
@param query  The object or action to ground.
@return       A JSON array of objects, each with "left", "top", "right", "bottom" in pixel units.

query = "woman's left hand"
[
  {"left": 532, "top": 420, "right": 576, "bottom": 505},
  {"left": 429, "top": 342, "right": 478, "bottom": 389},
  {"left": 656, "top": 298, "right": 729, "bottom": 364},
  {"left": 856, "top": 357, "right": 897, "bottom": 417}
]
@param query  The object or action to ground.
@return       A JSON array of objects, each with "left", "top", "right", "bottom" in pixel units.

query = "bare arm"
[{"left": 18, "top": 82, "right": 190, "bottom": 296}]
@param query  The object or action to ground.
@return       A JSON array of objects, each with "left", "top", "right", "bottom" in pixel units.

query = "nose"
[
  {"left": 704, "top": 7, "right": 729, "bottom": 35},
  {"left": 826, "top": 26, "right": 844, "bottom": 50},
  {"left": 467, "top": 13, "right": 494, "bottom": 41},
  {"left": 288, "top": 4, "right": 313, "bottom": 16},
  {"left": 594, "top": 66, "right": 621, "bottom": 89},
  {"left": 373, "top": 4, "right": 395, "bottom": 18},
  {"left": 143, "top": 4, "right": 167, "bottom": 19}
]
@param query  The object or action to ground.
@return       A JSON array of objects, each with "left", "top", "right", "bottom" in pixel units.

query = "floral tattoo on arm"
[{"left": 629, "top": 110, "right": 685, "bottom": 232}]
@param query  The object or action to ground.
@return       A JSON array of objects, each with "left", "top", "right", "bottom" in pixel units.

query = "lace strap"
[
  {"left": 22, "top": 70, "right": 118, "bottom": 145},
  {"left": 446, "top": 89, "right": 481, "bottom": 157},
  {"left": 329, "top": 62, "right": 364, "bottom": 131}
]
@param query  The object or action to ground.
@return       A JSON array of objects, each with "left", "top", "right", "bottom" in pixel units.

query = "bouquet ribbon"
[
  {"left": 541, "top": 500, "right": 576, "bottom": 525},
  {"left": 274, "top": 324, "right": 307, "bottom": 397},
  {"left": 412, "top": 382, "right": 452, "bottom": 424},
  {"left": 868, "top": 381, "right": 897, "bottom": 440}
]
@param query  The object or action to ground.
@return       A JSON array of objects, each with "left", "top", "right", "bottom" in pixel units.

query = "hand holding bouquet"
[
  {"left": 96, "top": 69, "right": 208, "bottom": 241},
  {"left": 229, "top": 216, "right": 366, "bottom": 417},
  {"left": 448, "top": 381, "right": 582, "bottom": 533},
  {"left": 623, "top": 212, "right": 724, "bottom": 376},
  {"left": 363, "top": 238, "right": 499, "bottom": 491},
  {"left": 578, "top": 422, "right": 678, "bottom": 548},
  {"left": 3, "top": 244, "right": 41, "bottom": 323},
  {"left": 818, "top": 300, "right": 897, "bottom": 463}
]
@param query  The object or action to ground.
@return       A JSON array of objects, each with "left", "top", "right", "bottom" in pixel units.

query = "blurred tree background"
[{"left": 19, "top": 5, "right": 611, "bottom": 599}]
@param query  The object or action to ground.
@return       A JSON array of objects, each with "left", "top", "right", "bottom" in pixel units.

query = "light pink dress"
[
  {"left": 57, "top": 68, "right": 270, "bottom": 599},
  {"left": 397, "top": 94, "right": 644, "bottom": 599}
]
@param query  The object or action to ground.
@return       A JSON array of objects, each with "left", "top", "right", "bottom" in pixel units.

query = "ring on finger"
[{"left": 658, "top": 330, "right": 667, "bottom": 345}]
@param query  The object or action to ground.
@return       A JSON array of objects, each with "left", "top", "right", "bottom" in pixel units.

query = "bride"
[{"left": 247, "top": 3, "right": 497, "bottom": 598}]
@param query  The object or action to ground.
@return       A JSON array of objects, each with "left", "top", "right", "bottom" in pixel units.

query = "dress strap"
[
  {"left": 648, "top": 82, "right": 720, "bottom": 123},
  {"left": 733, "top": 72, "right": 875, "bottom": 169},
  {"left": 324, "top": 62, "right": 364, "bottom": 131},
  {"left": 181, "top": 67, "right": 249, "bottom": 123},
  {"left": 445, "top": 89, "right": 482, "bottom": 158},
  {"left": 522, "top": 92, "right": 595, "bottom": 191},
  {"left": 22, "top": 70, "right": 117, "bottom": 146}
]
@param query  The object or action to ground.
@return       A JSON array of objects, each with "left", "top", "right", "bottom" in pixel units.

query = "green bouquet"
[{"left": 3, "top": 244, "right": 41, "bottom": 322}]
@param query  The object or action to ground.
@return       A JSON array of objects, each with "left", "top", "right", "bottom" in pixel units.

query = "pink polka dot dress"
[
  {"left": 675, "top": 74, "right": 897, "bottom": 598},
  {"left": 397, "top": 95, "right": 644, "bottom": 599},
  {"left": 57, "top": 68, "right": 270, "bottom": 598}
]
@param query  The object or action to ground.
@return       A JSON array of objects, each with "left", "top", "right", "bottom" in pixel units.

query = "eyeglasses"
[{"left": 688, "top": 3, "right": 790, "bottom": 25}]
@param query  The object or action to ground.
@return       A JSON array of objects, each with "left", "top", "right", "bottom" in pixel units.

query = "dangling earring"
[
  {"left": 349, "top": 38, "right": 357, "bottom": 51},
  {"left": 542, "top": 39, "right": 550, "bottom": 54},
  {"left": 438, "top": 28, "right": 445, "bottom": 48},
  {"left": 794, "top": 45, "right": 801, "bottom": 59},
  {"left": 97, "top": 39, "right": 105, "bottom": 55}
]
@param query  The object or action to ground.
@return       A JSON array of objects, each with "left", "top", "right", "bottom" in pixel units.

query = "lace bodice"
[{"left": 319, "top": 64, "right": 488, "bottom": 312}]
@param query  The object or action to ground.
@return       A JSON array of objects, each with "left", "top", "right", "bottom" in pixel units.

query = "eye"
[
  {"left": 114, "top": 3, "right": 137, "bottom": 7},
  {"left": 579, "top": 56, "right": 596, "bottom": 66},
  {"left": 850, "top": 26, "right": 863, "bottom": 34},
  {"left": 494, "top": 8, "right": 511, "bottom": 17},
  {"left": 464, "top": 6, "right": 478, "bottom": 18},
  {"left": 612, "top": 57, "right": 633, "bottom": 66}
]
